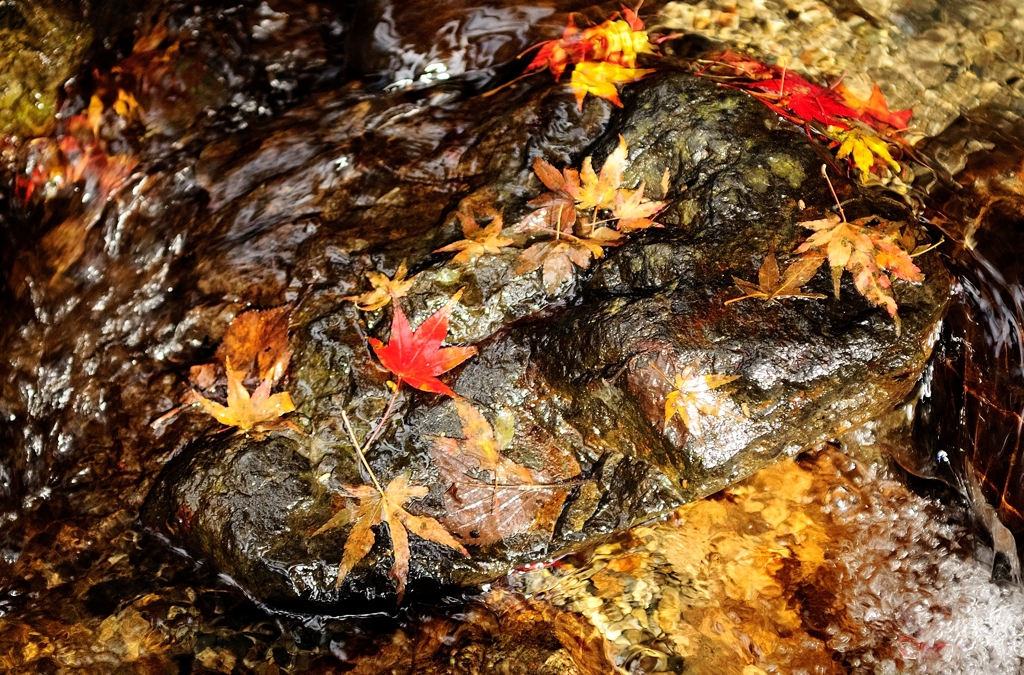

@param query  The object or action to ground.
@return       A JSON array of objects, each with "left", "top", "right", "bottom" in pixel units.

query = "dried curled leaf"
[
  {"left": 344, "top": 260, "right": 416, "bottom": 312},
  {"left": 795, "top": 213, "right": 924, "bottom": 319},
  {"left": 726, "top": 244, "right": 827, "bottom": 305},
  {"left": 368, "top": 291, "right": 477, "bottom": 397},
  {"left": 315, "top": 475, "right": 467, "bottom": 598},
  {"left": 435, "top": 213, "right": 513, "bottom": 264}
]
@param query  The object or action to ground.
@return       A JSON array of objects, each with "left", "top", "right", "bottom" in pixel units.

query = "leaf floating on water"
[
  {"left": 344, "top": 259, "right": 417, "bottom": 312},
  {"left": 368, "top": 291, "right": 477, "bottom": 397},
  {"left": 726, "top": 243, "right": 827, "bottom": 305},
  {"left": 315, "top": 475, "right": 467, "bottom": 597},
  {"left": 435, "top": 213, "right": 514, "bottom": 264}
]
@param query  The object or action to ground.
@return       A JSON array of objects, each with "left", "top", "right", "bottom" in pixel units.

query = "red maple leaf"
[
  {"left": 368, "top": 291, "right": 477, "bottom": 397},
  {"left": 748, "top": 71, "right": 858, "bottom": 128}
]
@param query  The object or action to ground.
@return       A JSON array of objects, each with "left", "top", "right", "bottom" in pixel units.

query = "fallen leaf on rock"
[
  {"left": 570, "top": 61, "right": 654, "bottom": 109},
  {"left": 795, "top": 213, "right": 923, "bottom": 320},
  {"left": 368, "top": 291, "right": 477, "bottom": 397},
  {"left": 315, "top": 475, "right": 467, "bottom": 597},
  {"left": 194, "top": 366, "right": 296, "bottom": 432},
  {"left": 612, "top": 181, "right": 665, "bottom": 231},
  {"left": 430, "top": 399, "right": 576, "bottom": 545},
  {"left": 726, "top": 244, "right": 826, "bottom": 305},
  {"left": 215, "top": 306, "right": 291, "bottom": 383},
  {"left": 576, "top": 134, "right": 629, "bottom": 211},
  {"left": 529, "top": 157, "right": 582, "bottom": 232},
  {"left": 344, "top": 260, "right": 416, "bottom": 312},
  {"left": 516, "top": 227, "right": 625, "bottom": 295},
  {"left": 435, "top": 213, "right": 513, "bottom": 264},
  {"left": 652, "top": 363, "right": 739, "bottom": 437},
  {"left": 827, "top": 125, "right": 902, "bottom": 180}
]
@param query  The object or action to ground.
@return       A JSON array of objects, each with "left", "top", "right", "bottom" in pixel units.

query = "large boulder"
[{"left": 142, "top": 71, "right": 951, "bottom": 614}]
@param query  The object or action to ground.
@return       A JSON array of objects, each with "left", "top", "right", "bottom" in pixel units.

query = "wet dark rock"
[{"left": 142, "top": 71, "right": 951, "bottom": 614}]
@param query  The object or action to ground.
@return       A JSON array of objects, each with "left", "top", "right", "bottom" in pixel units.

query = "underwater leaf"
[
  {"left": 368, "top": 291, "right": 477, "bottom": 397},
  {"left": 344, "top": 260, "right": 416, "bottom": 312},
  {"left": 654, "top": 363, "right": 739, "bottom": 437},
  {"left": 795, "top": 213, "right": 924, "bottom": 318},
  {"left": 194, "top": 366, "right": 296, "bottom": 432},
  {"left": 430, "top": 399, "right": 578, "bottom": 546},
  {"left": 435, "top": 213, "right": 514, "bottom": 264},
  {"left": 215, "top": 306, "right": 291, "bottom": 383},
  {"left": 726, "top": 244, "right": 826, "bottom": 305},
  {"left": 316, "top": 475, "right": 467, "bottom": 597}
]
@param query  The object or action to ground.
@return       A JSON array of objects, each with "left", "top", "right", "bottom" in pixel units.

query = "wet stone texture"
[{"left": 140, "top": 72, "right": 951, "bottom": 614}]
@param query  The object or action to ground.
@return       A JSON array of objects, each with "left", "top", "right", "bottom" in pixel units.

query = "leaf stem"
[
  {"left": 649, "top": 362, "right": 676, "bottom": 388},
  {"left": 820, "top": 164, "right": 846, "bottom": 222},
  {"left": 364, "top": 378, "right": 402, "bottom": 453},
  {"left": 340, "top": 410, "right": 384, "bottom": 495}
]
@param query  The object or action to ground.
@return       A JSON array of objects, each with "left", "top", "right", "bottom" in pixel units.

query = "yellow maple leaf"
[
  {"left": 570, "top": 61, "right": 654, "bottom": 110},
  {"left": 611, "top": 181, "right": 665, "bottom": 232},
  {"left": 652, "top": 363, "right": 739, "bottom": 436},
  {"left": 576, "top": 134, "right": 628, "bottom": 211},
  {"left": 344, "top": 260, "right": 416, "bottom": 312},
  {"left": 435, "top": 213, "right": 514, "bottom": 264},
  {"left": 194, "top": 365, "right": 296, "bottom": 432},
  {"left": 828, "top": 125, "right": 901, "bottom": 179},
  {"left": 314, "top": 475, "right": 467, "bottom": 597}
]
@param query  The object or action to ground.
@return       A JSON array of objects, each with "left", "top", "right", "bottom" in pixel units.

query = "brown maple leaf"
[
  {"left": 652, "top": 363, "right": 739, "bottom": 437},
  {"left": 429, "top": 399, "right": 578, "bottom": 546},
  {"left": 527, "top": 157, "right": 581, "bottom": 233},
  {"left": 345, "top": 260, "right": 417, "bottom": 312},
  {"left": 215, "top": 306, "right": 291, "bottom": 383},
  {"left": 435, "top": 213, "right": 514, "bottom": 264},
  {"left": 611, "top": 181, "right": 665, "bottom": 232},
  {"left": 314, "top": 475, "right": 467, "bottom": 597},
  {"left": 193, "top": 365, "right": 296, "bottom": 432},
  {"left": 726, "top": 244, "right": 827, "bottom": 305},
  {"left": 795, "top": 213, "right": 923, "bottom": 320},
  {"left": 515, "top": 227, "right": 625, "bottom": 295}
]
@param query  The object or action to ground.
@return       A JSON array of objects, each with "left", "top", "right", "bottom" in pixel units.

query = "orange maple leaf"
[
  {"left": 528, "top": 157, "right": 582, "bottom": 233},
  {"left": 435, "top": 213, "right": 514, "bottom": 264},
  {"left": 345, "top": 260, "right": 417, "bottom": 312},
  {"left": 516, "top": 227, "right": 625, "bottom": 295},
  {"left": 576, "top": 135, "right": 629, "bottom": 210},
  {"left": 570, "top": 61, "right": 654, "bottom": 109},
  {"left": 368, "top": 292, "right": 477, "bottom": 397},
  {"left": 795, "top": 213, "right": 923, "bottom": 319},
  {"left": 611, "top": 181, "right": 665, "bottom": 231},
  {"left": 215, "top": 306, "right": 291, "bottom": 383},
  {"left": 834, "top": 82, "right": 912, "bottom": 131},
  {"left": 652, "top": 363, "right": 739, "bottom": 437},
  {"left": 314, "top": 475, "right": 467, "bottom": 597},
  {"left": 194, "top": 365, "right": 296, "bottom": 432}
]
